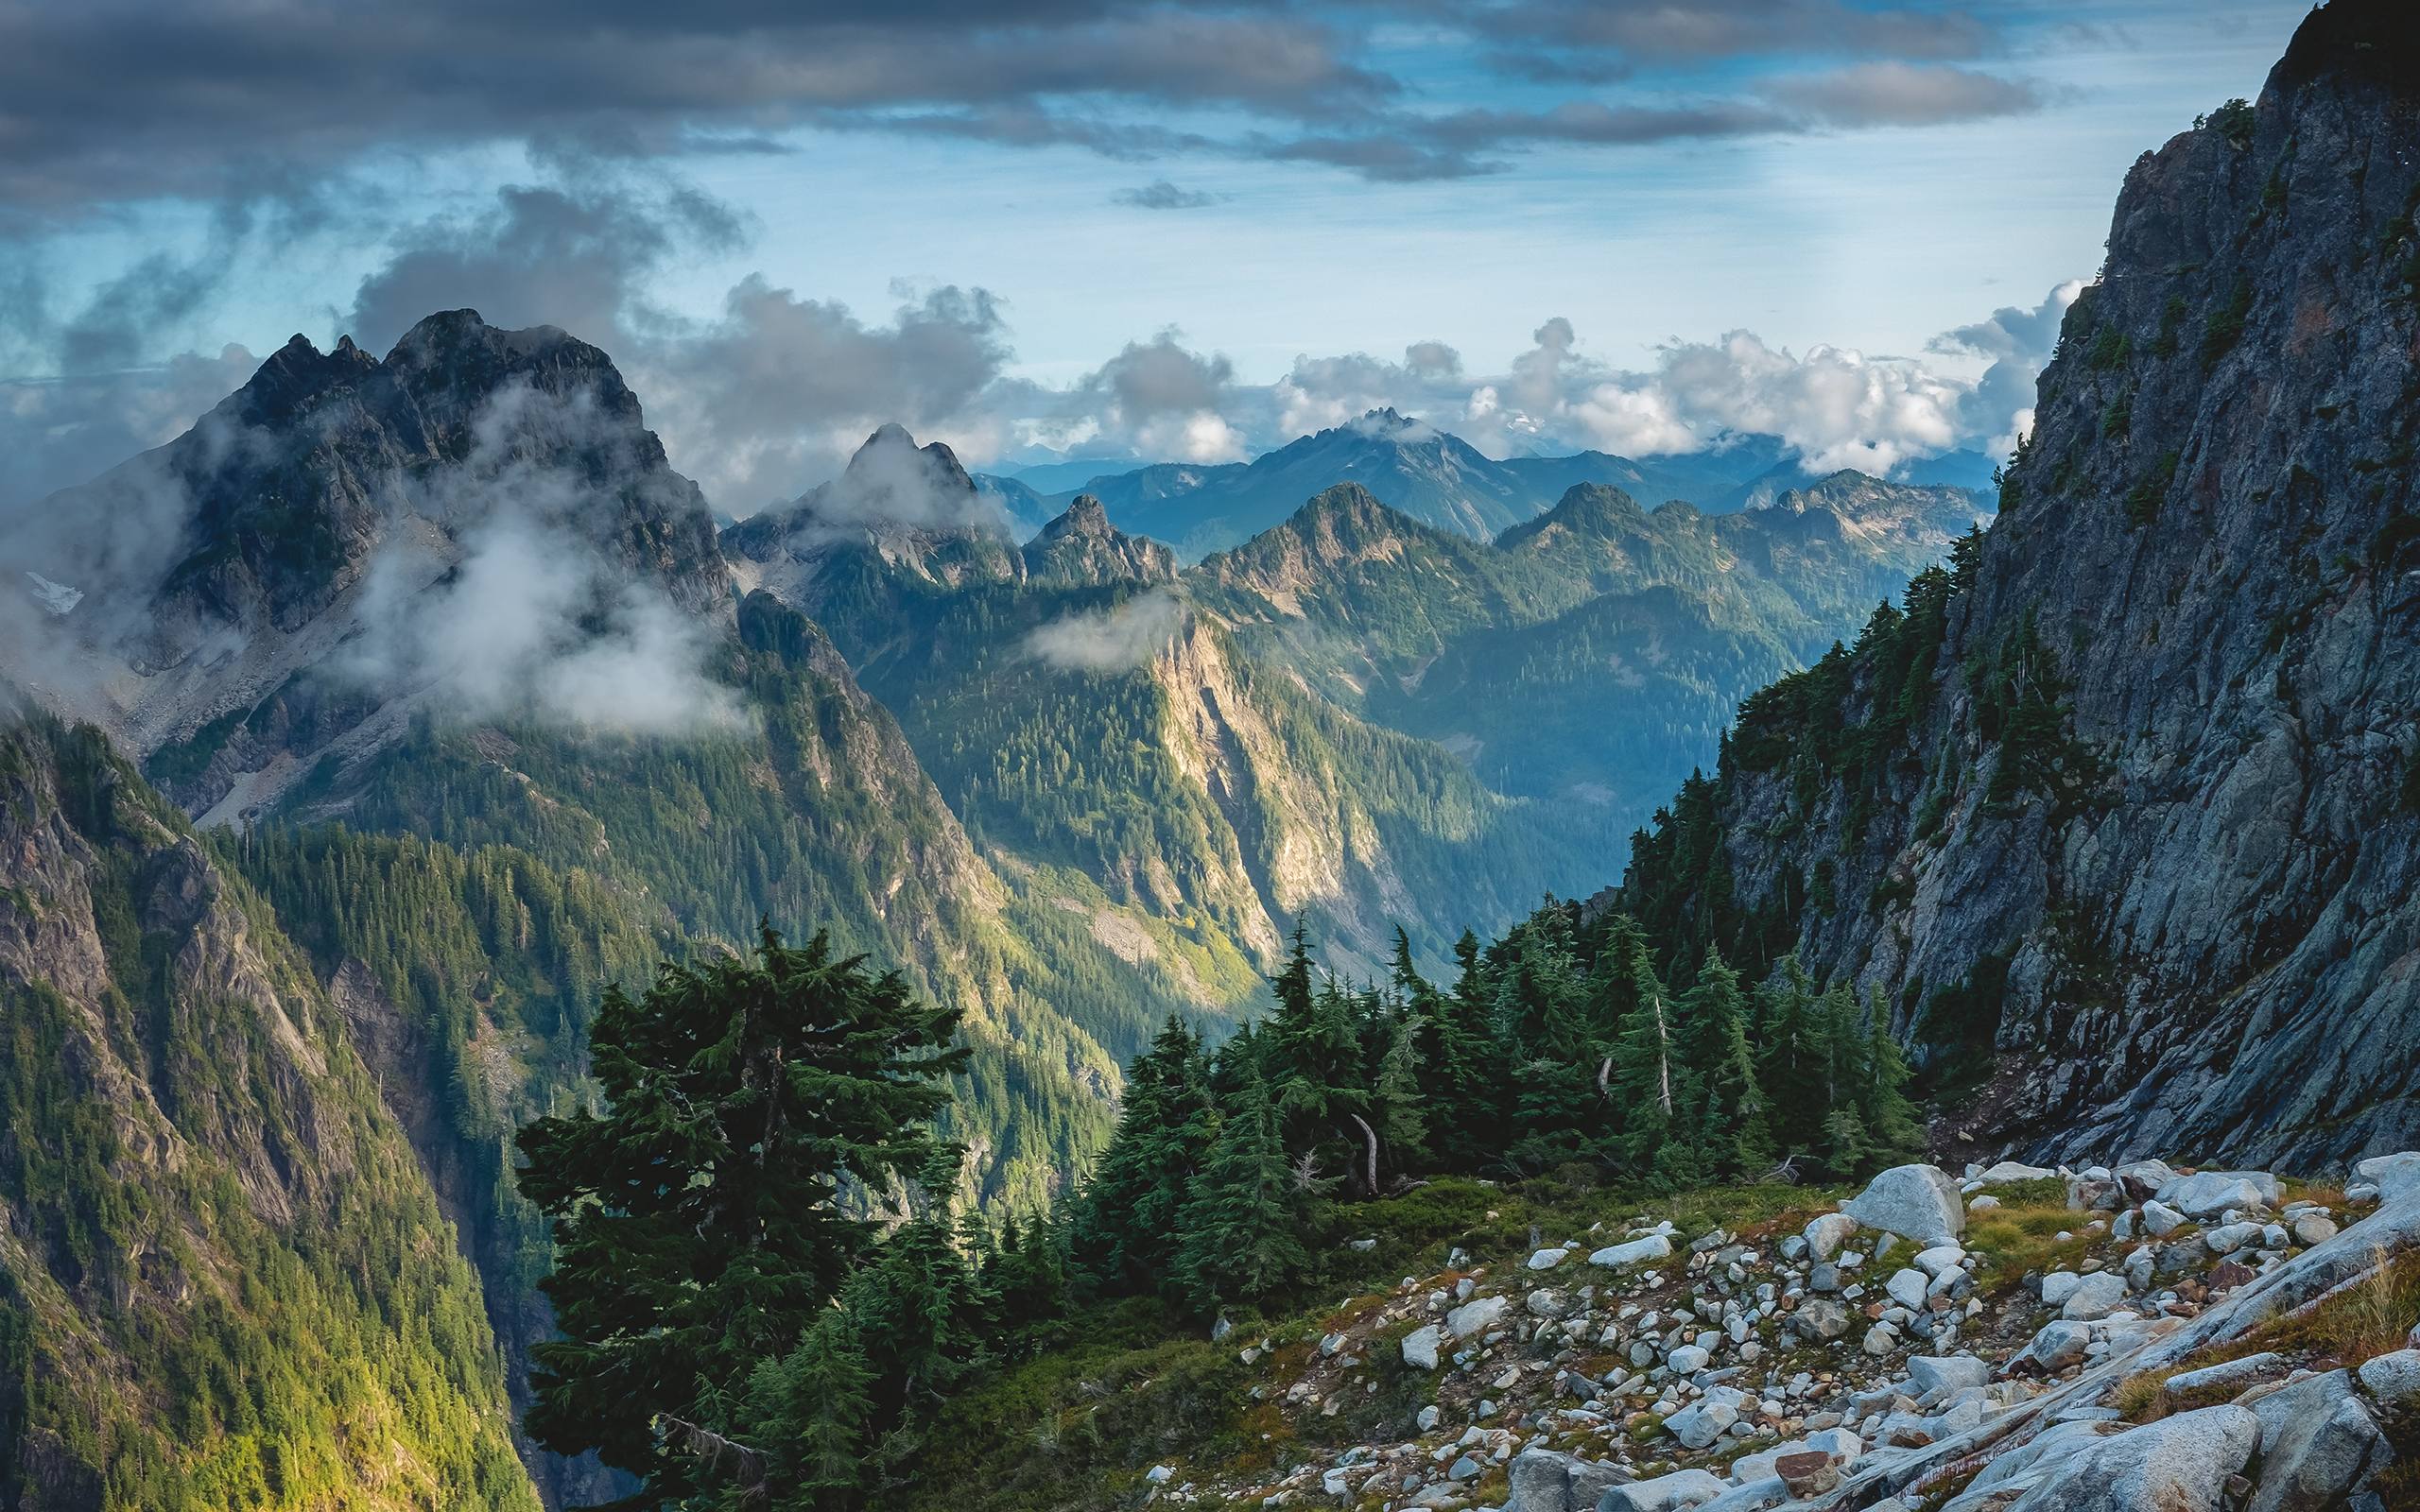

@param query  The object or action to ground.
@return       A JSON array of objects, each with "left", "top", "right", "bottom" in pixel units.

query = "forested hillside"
[
  {"left": 0, "top": 709, "right": 532, "bottom": 1510},
  {"left": 1195, "top": 477, "right": 1983, "bottom": 826}
]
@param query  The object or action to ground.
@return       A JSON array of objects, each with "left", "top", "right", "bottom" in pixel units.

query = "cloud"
[
  {"left": 334, "top": 379, "right": 741, "bottom": 731},
  {"left": 347, "top": 172, "right": 744, "bottom": 352},
  {"left": 0, "top": 0, "right": 2048, "bottom": 215},
  {"left": 0, "top": 4, "right": 1390, "bottom": 212},
  {"left": 1112, "top": 180, "right": 1224, "bottom": 210},
  {"left": 1024, "top": 586, "right": 1187, "bottom": 671},
  {"left": 345, "top": 512, "right": 739, "bottom": 733},
  {"left": 1765, "top": 61, "right": 2048, "bottom": 128},
  {"left": 994, "top": 284, "right": 2083, "bottom": 482},
  {"left": 644, "top": 279, "right": 1014, "bottom": 513},
  {"left": 1930, "top": 278, "right": 2085, "bottom": 457}
]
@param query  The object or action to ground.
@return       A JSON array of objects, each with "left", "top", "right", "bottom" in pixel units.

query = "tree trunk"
[{"left": 1348, "top": 1113, "right": 1380, "bottom": 1195}]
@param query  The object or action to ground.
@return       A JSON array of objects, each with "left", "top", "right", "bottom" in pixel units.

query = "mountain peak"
[
  {"left": 1025, "top": 493, "right": 1176, "bottom": 586},
  {"left": 1041, "top": 494, "right": 1113, "bottom": 538}
]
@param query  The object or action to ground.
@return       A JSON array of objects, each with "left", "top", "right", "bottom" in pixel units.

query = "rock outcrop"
[{"left": 1607, "top": 0, "right": 2420, "bottom": 1169}]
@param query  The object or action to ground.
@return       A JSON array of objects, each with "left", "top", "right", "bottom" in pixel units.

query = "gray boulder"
[
  {"left": 2060, "top": 1271, "right": 2130, "bottom": 1320},
  {"left": 1908, "top": 1354, "right": 1992, "bottom": 1398},
  {"left": 1447, "top": 1294, "right": 1509, "bottom": 1337},
  {"left": 2161, "top": 1351, "right": 2281, "bottom": 1397},
  {"left": 1664, "top": 1399, "right": 1737, "bottom": 1450},
  {"left": 2156, "top": 1172, "right": 2267, "bottom": 1219},
  {"left": 1791, "top": 1297, "right": 1852, "bottom": 1341},
  {"left": 2247, "top": 1368, "right": 2390, "bottom": 1512},
  {"left": 1507, "top": 1448, "right": 1632, "bottom": 1512},
  {"left": 2355, "top": 1151, "right": 2420, "bottom": 1206},
  {"left": 2015, "top": 1319, "right": 2093, "bottom": 1373},
  {"left": 1402, "top": 1323, "right": 1443, "bottom": 1371},
  {"left": 2001, "top": 1404, "right": 2258, "bottom": 1512},
  {"left": 2356, "top": 1348, "right": 2420, "bottom": 1414},
  {"left": 1842, "top": 1165, "right": 1965, "bottom": 1243},
  {"left": 2114, "top": 1160, "right": 2180, "bottom": 1200},
  {"left": 1590, "top": 1234, "right": 1673, "bottom": 1269},
  {"left": 1803, "top": 1212, "right": 1858, "bottom": 1262},
  {"left": 1696, "top": 1478, "right": 1789, "bottom": 1512},
  {"left": 1978, "top": 1160, "right": 2058, "bottom": 1184},
  {"left": 2139, "top": 1200, "right": 2187, "bottom": 1236},
  {"left": 1599, "top": 1467, "right": 1728, "bottom": 1512}
]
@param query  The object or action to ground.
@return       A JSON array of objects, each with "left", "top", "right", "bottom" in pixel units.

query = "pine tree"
[
  {"left": 1858, "top": 986, "right": 1924, "bottom": 1167},
  {"left": 1415, "top": 929, "right": 1507, "bottom": 1171},
  {"left": 1173, "top": 1062, "right": 1314, "bottom": 1313},
  {"left": 746, "top": 1311, "right": 874, "bottom": 1506},
  {"left": 1608, "top": 929, "right": 1680, "bottom": 1177},
  {"left": 1754, "top": 955, "right": 1827, "bottom": 1164},
  {"left": 1677, "top": 952, "right": 1773, "bottom": 1178},
  {"left": 1263, "top": 924, "right": 1369, "bottom": 1189},
  {"left": 513, "top": 925, "right": 965, "bottom": 1502},
  {"left": 1072, "top": 1015, "right": 1213, "bottom": 1291}
]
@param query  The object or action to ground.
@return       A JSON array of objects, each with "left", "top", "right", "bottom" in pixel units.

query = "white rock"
[
  {"left": 1591, "top": 1234, "right": 1674, "bottom": 1269},
  {"left": 2355, "top": 1151, "right": 2420, "bottom": 1206},
  {"left": 2141, "top": 1200, "right": 2187, "bottom": 1235},
  {"left": 2060, "top": 1271, "right": 2129, "bottom": 1320},
  {"left": 1884, "top": 1269, "right": 1929, "bottom": 1310},
  {"left": 1912, "top": 1245, "right": 1967, "bottom": 1280},
  {"left": 1530, "top": 1246, "right": 1569, "bottom": 1270},
  {"left": 1803, "top": 1213, "right": 1858, "bottom": 1262},
  {"left": 2357, "top": 1348, "right": 2420, "bottom": 1412},
  {"left": 1977, "top": 1160, "right": 2057, "bottom": 1185},
  {"left": 1403, "top": 1324, "right": 1443, "bottom": 1371},
  {"left": 1602, "top": 1467, "right": 1730, "bottom": 1512},
  {"left": 1841, "top": 1165, "right": 1965, "bottom": 1244},
  {"left": 1666, "top": 1400, "right": 1739, "bottom": 1450},
  {"left": 1446, "top": 1294, "right": 1509, "bottom": 1337},
  {"left": 1982, "top": 1404, "right": 2256, "bottom": 1512},
  {"left": 2156, "top": 1173, "right": 2267, "bottom": 1219},
  {"left": 2161, "top": 1352, "right": 2282, "bottom": 1396},
  {"left": 1907, "top": 1354, "right": 1991, "bottom": 1397},
  {"left": 2040, "top": 1271, "right": 2083, "bottom": 1309}
]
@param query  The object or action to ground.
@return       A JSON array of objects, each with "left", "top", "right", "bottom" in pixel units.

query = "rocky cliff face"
[{"left": 1613, "top": 0, "right": 2420, "bottom": 1168}]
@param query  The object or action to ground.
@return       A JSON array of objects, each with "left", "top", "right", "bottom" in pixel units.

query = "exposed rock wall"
[{"left": 1615, "top": 0, "right": 2420, "bottom": 1169}]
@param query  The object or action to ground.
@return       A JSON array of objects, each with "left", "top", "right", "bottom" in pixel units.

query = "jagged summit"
[
  {"left": 1023, "top": 493, "right": 1178, "bottom": 586},
  {"left": 1042, "top": 494, "right": 1113, "bottom": 537},
  {"left": 1, "top": 304, "right": 724, "bottom": 808}
]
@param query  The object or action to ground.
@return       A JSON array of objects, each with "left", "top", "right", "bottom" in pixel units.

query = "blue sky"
[{"left": 0, "top": 0, "right": 2306, "bottom": 512}]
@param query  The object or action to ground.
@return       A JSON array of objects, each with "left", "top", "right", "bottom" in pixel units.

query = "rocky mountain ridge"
[{"left": 1007, "top": 411, "right": 1956, "bottom": 561}]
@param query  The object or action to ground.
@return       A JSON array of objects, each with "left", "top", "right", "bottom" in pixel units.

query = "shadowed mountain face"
[
  {"left": 1, "top": 309, "right": 730, "bottom": 822},
  {"left": 1608, "top": 0, "right": 2420, "bottom": 1169}
]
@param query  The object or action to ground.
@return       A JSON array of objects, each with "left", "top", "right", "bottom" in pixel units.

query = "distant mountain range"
[{"left": 975, "top": 410, "right": 1996, "bottom": 558}]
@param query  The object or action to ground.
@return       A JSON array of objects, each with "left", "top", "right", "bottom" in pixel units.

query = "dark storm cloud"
[
  {"left": 346, "top": 176, "right": 746, "bottom": 352},
  {"left": 0, "top": 0, "right": 2047, "bottom": 211},
  {"left": 0, "top": 1, "right": 1385, "bottom": 212}
]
